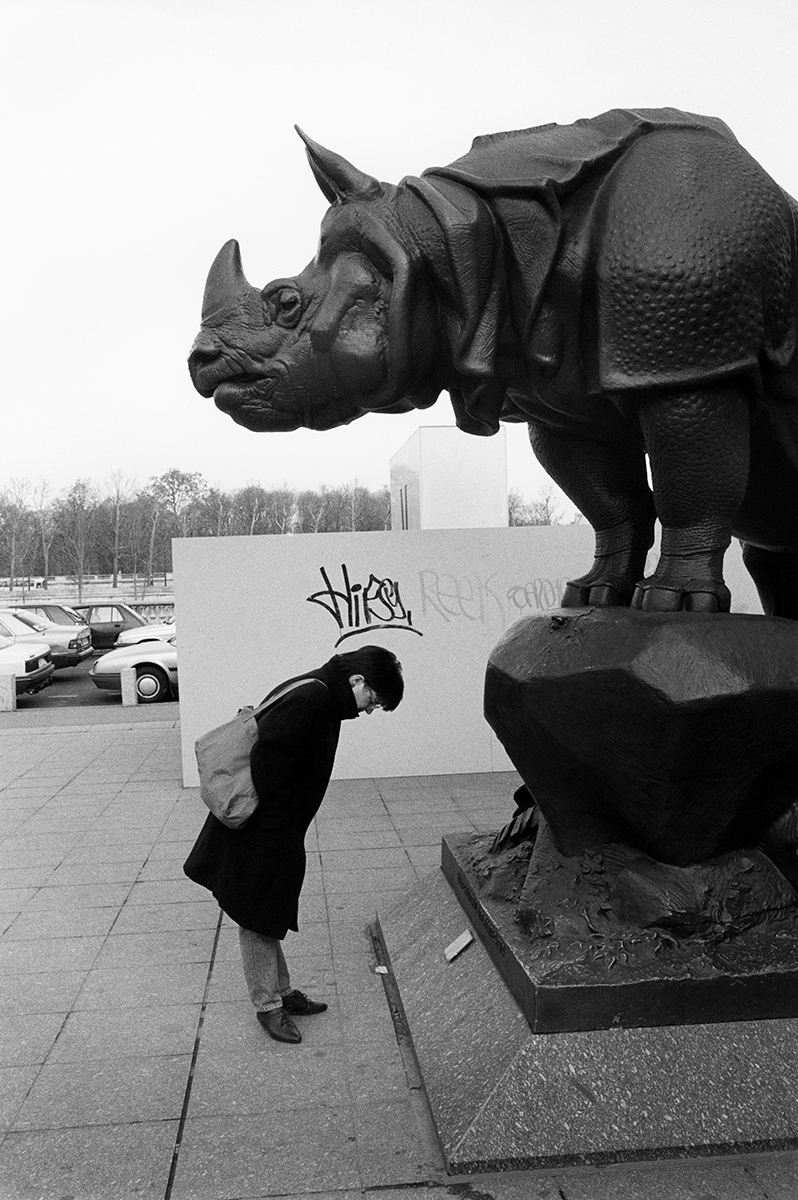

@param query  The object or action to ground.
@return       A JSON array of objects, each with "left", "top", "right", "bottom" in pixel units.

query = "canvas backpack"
[{"left": 194, "top": 677, "right": 327, "bottom": 829}]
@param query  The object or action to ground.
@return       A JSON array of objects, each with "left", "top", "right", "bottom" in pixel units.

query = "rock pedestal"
[
  {"left": 484, "top": 608, "right": 798, "bottom": 865},
  {"left": 483, "top": 609, "right": 798, "bottom": 975}
]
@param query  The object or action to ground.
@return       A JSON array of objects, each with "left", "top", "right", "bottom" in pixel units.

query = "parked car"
[
  {"left": 72, "top": 602, "right": 173, "bottom": 649},
  {"left": 16, "top": 602, "right": 87, "bottom": 627},
  {"left": 0, "top": 635, "right": 54, "bottom": 694},
  {"left": 7, "top": 609, "right": 93, "bottom": 669},
  {"left": 0, "top": 610, "right": 55, "bottom": 650},
  {"left": 89, "top": 636, "right": 178, "bottom": 703},
  {"left": 114, "top": 615, "right": 176, "bottom": 648}
]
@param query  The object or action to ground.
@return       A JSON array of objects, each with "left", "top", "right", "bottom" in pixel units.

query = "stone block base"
[{"left": 375, "top": 869, "right": 798, "bottom": 1173}]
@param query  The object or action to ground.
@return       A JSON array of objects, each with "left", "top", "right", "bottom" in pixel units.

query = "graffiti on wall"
[
  {"left": 418, "top": 569, "right": 568, "bottom": 629},
  {"left": 309, "top": 562, "right": 567, "bottom": 645},
  {"left": 307, "top": 564, "right": 423, "bottom": 646}
]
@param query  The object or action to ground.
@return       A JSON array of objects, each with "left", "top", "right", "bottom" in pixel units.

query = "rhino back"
[{"left": 588, "top": 126, "right": 798, "bottom": 395}]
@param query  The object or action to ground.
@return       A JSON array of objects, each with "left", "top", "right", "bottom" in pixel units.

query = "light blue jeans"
[{"left": 238, "top": 926, "right": 291, "bottom": 1013}]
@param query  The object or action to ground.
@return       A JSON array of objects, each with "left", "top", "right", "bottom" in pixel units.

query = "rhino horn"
[
  {"left": 202, "top": 239, "right": 251, "bottom": 322},
  {"left": 295, "top": 126, "right": 384, "bottom": 204}
]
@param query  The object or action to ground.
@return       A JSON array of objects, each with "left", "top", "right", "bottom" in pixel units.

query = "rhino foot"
[
  {"left": 631, "top": 577, "right": 732, "bottom": 614},
  {"left": 562, "top": 572, "right": 635, "bottom": 608}
]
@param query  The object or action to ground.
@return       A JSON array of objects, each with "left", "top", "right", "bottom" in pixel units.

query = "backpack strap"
[{"left": 252, "top": 677, "right": 328, "bottom": 721}]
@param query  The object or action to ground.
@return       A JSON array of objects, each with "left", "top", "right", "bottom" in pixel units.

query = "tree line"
[{"left": 0, "top": 469, "right": 561, "bottom": 594}]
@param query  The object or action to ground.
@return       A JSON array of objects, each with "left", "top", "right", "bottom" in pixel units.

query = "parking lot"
[{"left": 14, "top": 656, "right": 179, "bottom": 711}]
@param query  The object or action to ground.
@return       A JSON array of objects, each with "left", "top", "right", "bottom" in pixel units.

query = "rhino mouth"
[{"left": 212, "top": 372, "right": 314, "bottom": 432}]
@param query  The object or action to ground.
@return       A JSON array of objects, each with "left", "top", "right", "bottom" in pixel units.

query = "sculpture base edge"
[
  {"left": 375, "top": 867, "right": 798, "bottom": 1173},
  {"left": 442, "top": 831, "right": 798, "bottom": 1032}
]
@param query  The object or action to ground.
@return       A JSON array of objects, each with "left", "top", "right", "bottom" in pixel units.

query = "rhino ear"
[{"left": 295, "top": 126, "right": 384, "bottom": 204}]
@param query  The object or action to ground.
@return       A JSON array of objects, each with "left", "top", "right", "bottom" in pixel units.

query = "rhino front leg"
[
  {"left": 632, "top": 385, "right": 750, "bottom": 613},
  {"left": 527, "top": 422, "right": 655, "bottom": 606}
]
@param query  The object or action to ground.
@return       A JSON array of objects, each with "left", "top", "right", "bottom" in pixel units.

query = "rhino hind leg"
[
  {"left": 632, "top": 384, "right": 750, "bottom": 613},
  {"left": 526, "top": 422, "right": 655, "bottom": 607}
]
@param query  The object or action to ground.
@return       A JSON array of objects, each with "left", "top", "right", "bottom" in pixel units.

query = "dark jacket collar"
[{"left": 318, "top": 656, "right": 360, "bottom": 721}]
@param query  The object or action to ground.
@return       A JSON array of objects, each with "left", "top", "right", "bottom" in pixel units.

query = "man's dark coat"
[{"left": 184, "top": 656, "right": 359, "bottom": 938}]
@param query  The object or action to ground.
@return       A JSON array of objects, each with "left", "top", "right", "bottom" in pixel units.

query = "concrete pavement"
[{"left": 0, "top": 705, "right": 795, "bottom": 1199}]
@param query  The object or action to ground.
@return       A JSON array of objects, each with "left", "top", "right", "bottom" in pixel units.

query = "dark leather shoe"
[
  {"left": 257, "top": 1008, "right": 302, "bottom": 1043},
  {"left": 282, "top": 988, "right": 328, "bottom": 1015}
]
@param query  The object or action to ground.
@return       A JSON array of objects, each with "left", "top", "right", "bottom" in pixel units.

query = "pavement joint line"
[
  {"left": 164, "top": 905, "right": 225, "bottom": 1200},
  {"left": 0, "top": 721, "right": 179, "bottom": 737},
  {"left": 369, "top": 920, "right": 447, "bottom": 1174}
]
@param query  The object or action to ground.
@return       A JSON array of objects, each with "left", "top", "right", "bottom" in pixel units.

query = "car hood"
[
  {"left": 92, "top": 641, "right": 177, "bottom": 668},
  {"left": 115, "top": 622, "right": 175, "bottom": 645}
]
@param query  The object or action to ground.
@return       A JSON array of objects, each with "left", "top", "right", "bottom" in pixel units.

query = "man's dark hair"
[{"left": 335, "top": 646, "right": 404, "bottom": 710}]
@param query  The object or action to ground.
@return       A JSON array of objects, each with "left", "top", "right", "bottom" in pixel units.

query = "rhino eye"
[{"left": 272, "top": 288, "right": 303, "bottom": 328}]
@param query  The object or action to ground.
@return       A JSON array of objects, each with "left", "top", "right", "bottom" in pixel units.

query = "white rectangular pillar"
[
  {"left": 121, "top": 666, "right": 138, "bottom": 706},
  {"left": 0, "top": 671, "right": 16, "bottom": 711},
  {"left": 390, "top": 426, "right": 508, "bottom": 529}
]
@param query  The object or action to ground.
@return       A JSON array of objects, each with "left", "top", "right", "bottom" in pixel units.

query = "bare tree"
[
  {"left": 149, "top": 468, "right": 210, "bottom": 538},
  {"left": 262, "top": 487, "right": 298, "bottom": 535},
  {"left": 0, "top": 479, "right": 36, "bottom": 588},
  {"left": 199, "top": 487, "right": 234, "bottom": 537},
  {"left": 55, "top": 479, "right": 99, "bottom": 599},
  {"left": 231, "top": 484, "right": 268, "bottom": 535},
  {"left": 30, "top": 481, "right": 56, "bottom": 587},
  {"left": 508, "top": 485, "right": 562, "bottom": 526},
  {"left": 102, "top": 471, "right": 136, "bottom": 587}
]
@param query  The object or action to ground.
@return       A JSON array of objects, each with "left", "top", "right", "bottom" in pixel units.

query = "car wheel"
[{"left": 135, "top": 665, "right": 169, "bottom": 703}]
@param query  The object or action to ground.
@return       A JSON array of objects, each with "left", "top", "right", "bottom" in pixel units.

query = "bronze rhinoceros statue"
[{"left": 188, "top": 107, "right": 798, "bottom": 619}]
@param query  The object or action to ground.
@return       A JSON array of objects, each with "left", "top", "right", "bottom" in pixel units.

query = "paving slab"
[
  {"left": 73, "top": 960, "right": 211, "bottom": 1009},
  {"left": 189, "top": 1043, "right": 352, "bottom": 1116},
  {"left": 171, "top": 1109, "right": 362, "bottom": 1199},
  {"left": 0, "top": 934, "right": 104, "bottom": 973},
  {"left": 93, "top": 926, "right": 216, "bottom": 968},
  {"left": 10, "top": 1053, "right": 190, "bottom": 1128},
  {"left": 0, "top": 1120, "right": 178, "bottom": 1200},
  {"left": 0, "top": 968, "right": 87, "bottom": 1016},
  {"left": 0, "top": 1012, "right": 65, "bottom": 1066},
  {"left": 744, "top": 1153, "right": 798, "bottom": 1199},
  {"left": 47, "top": 1003, "right": 201, "bottom": 1061},
  {"left": 0, "top": 1064, "right": 39, "bottom": 1129}
]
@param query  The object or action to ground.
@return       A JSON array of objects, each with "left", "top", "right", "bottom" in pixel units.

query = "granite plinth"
[
  {"left": 442, "top": 832, "right": 798, "bottom": 1033},
  {"left": 375, "top": 869, "right": 798, "bottom": 1174}
]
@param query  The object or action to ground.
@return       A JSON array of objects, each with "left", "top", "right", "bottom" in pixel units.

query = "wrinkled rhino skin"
[{"left": 188, "top": 107, "right": 798, "bottom": 618}]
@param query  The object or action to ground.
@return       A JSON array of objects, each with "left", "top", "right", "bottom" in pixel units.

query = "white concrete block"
[
  {"left": 121, "top": 666, "right": 138, "bottom": 706},
  {"left": 391, "top": 426, "right": 508, "bottom": 529},
  {"left": 0, "top": 673, "right": 16, "bottom": 711}
]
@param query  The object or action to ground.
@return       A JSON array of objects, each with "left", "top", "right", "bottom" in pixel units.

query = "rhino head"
[{"left": 188, "top": 131, "right": 442, "bottom": 432}]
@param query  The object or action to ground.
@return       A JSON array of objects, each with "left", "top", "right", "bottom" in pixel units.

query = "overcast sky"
[{"left": 3, "top": 0, "right": 798, "bottom": 520}]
